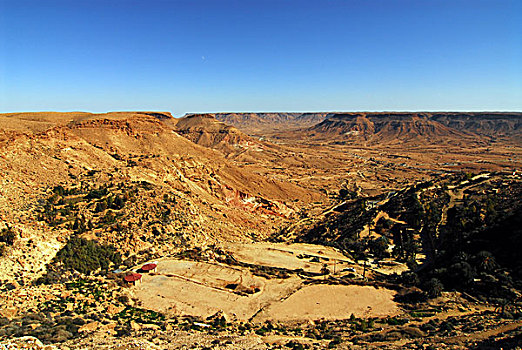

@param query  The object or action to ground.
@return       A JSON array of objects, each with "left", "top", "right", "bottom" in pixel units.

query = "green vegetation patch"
[{"left": 53, "top": 236, "right": 122, "bottom": 274}]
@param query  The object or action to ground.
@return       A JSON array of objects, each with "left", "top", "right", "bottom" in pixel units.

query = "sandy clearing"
[
  {"left": 223, "top": 242, "right": 354, "bottom": 274},
  {"left": 134, "top": 256, "right": 398, "bottom": 324},
  {"left": 134, "top": 259, "right": 302, "bottom": 321},
  {"left": 156, "top": 259, "right": 260, "bottom": 291},
  {"left": 254, "top": 284, "right": 400, "bottom": 322}
]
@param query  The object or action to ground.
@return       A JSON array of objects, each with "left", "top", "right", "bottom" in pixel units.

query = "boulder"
[
  {"left": 99, "top": 321, "right": 117, "bottom": 335},
  {"left": 130, "top": 320, "right": 142, "bottom": 331},
  {"left": 107, "top": 303, "right": 125, "bottom": 315},
  {"left": 0, "top": 307, "right": 18, "bottom": 319},
  {"left": 78, "top": 321, "right": 99, "bottom": 333}
]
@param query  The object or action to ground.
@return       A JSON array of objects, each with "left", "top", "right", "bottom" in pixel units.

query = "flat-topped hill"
[
  {"left": 174, "top": 114, "right": 254, "bottom": 155},
  {"left": 211, "top": 112, "right": 329, "bottom": 134},
  {"left": 0, "top": 111, "right": 174, "bottom": 134},
  {"left": 321, "top": 112, "right": 522, "bottom": 135}
]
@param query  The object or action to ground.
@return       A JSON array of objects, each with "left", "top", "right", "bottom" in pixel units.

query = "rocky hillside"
[
  {"left": 1, "top": 111, "right": 521, "bottom": 349},
  {"left": 431, "top": 112, "right": 522, "bottom": 140},
  {"left": 0, "top": 111, "right": 322, "bottom": 285}
]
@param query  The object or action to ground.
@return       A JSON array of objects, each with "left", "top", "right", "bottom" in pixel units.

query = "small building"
[
  {"left": 124, "top": 273, "right": 142, "bottom": 285},
  {"left": 141, "top": 263, "right": 157, "bottom": 273}
]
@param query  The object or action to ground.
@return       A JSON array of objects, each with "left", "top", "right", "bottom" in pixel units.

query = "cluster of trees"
[
  {"left": 297, "top": 198, "right": 375, "bottom": 246},
  {"left": 38, "top": 181, "right": 133, "bottom": 231},
  {"left": 416, "top": 181, "right": 521, "bottom": 301},
  {"left": 390, "top": 226, "right": 419, "bottom": 266},
  {"left": 39, "top": 201, "right": 59, "bottom": 225},
  {"left": 52, "top": 185, "right": 83, "bottom": 197},
  {"left": 94, "top": 194, "right": 127, "bottom": 212},
  {"left": 38, "top": 185, "right": 85, "bottom": 225},
  {"left": 294, "top": 193, "right": 423, "bottom": 267},
  {"left": 52, "top": 236, "right": 122, "bottom": 275},
  {"left": 345, "top": 235, "right": 391, "bottom": 263},
  {"left": 71, "top": 215, "right": 92, "bottom": 234},
  {"left": 294, "top": 174, "right": 522, "bottom": 304},
  {"left": 84, "top": 187, "right": 109, "bottom": 200}
]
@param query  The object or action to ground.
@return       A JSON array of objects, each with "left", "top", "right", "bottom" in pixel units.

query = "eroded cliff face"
[
  {"left": 209, "top": 111, "right": 521, "bottom": 144},
  {"left": 430, "top": 113, "right": 522, "bottom": 137}
]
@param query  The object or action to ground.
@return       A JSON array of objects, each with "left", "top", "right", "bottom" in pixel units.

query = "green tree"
[
  {"left": 423, "top": 278, "right": 444, "bottom": 298},
  {"left": 53, "top": 236, "right": 121, "bottom": 274}
]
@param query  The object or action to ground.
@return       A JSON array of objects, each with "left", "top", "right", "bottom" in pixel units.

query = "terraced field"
[{"left": 134, "top": 243, "right": 400, "bottom": 323}]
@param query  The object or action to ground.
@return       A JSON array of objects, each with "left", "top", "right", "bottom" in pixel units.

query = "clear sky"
[{"left": 1, "top": 0, "right": 521, "bottom": 115}]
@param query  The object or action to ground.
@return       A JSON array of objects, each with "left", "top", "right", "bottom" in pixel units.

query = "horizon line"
[{"left": 2, "top": 109, "right": 522, "bottom": 118}]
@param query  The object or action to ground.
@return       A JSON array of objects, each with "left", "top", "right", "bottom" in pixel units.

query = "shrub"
[
  {"left": 84, "top": 187, "right": 108, "bottom": 200},
  {"left": 95, "top": 200, "right": 107, "bottom": 213},
  {"left": 101, "top": 210, "right": 116, "bottom": 224},
  {"left": 110, "top": 195, "right": 125, "bottom": 210},
  {"left": 0, "top": 226, "right": 16, "bottom": 256},
  {"left": 0, "top": 226, "right": 16, "bottom": 245},
  {"left": 286, "top": 341, "right": 306, "bottom": 350}
]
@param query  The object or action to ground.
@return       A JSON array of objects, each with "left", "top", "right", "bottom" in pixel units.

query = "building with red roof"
[
  {"left": 141, "top": 263, "right": 157, "bottom": 273},
  {"left": 124, "top": 272, "right": 142, "bottom": 285}
]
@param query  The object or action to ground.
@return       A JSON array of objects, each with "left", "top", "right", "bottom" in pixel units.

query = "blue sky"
[{"left": 1, "top": 0, "right": 521, "bottom": 115}]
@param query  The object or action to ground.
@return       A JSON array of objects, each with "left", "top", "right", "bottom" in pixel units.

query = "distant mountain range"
[{"left": 204, "top": 112, "right": 522, "bottom": 144}]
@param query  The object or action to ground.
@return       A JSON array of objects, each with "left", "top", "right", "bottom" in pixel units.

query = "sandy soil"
[
  {"left": 222, "top": 242, "right": 354, "bottom": 274},
  {"left": 134, "top": 259, "right": 302, "bottom": 321},
  {"left": 156, "top": 260, "right": 260, "bottom": 291},
  {"left": 134, "top": 256, "right": 400, "bottom": 323},
  {"left": 372, "top": 261, "right": 409, "bottom": 275},
  {"left": 254, "top": 284, "right": 400, "bottom": 322}
]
